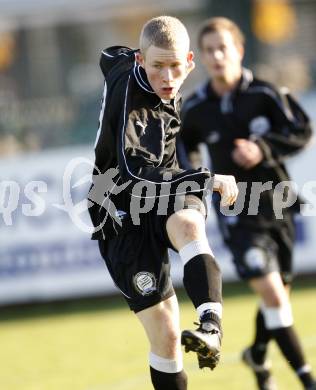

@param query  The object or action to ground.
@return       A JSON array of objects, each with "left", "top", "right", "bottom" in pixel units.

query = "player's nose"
[
  {"left": 162, "top": 68, "right": 173, "bottom": 82},
  {"left": 213, "top": 49, "right": 224, "bottom": 61}
]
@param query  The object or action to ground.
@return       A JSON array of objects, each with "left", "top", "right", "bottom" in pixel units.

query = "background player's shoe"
[
  {"left": 242, "top": 347, "right": 278, "bottom": 390},
  {"left": 181, "top": 311, "right": 222, "bottom": 370}
]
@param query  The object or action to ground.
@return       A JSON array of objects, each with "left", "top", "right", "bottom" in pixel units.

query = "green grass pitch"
[{"left": 0, "top": 278, "right": 315, "bottom": 390}]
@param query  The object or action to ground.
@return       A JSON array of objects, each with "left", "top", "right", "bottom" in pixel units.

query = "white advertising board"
[{"left": 0, "top": 140, "right": 315, "bottom": 305}]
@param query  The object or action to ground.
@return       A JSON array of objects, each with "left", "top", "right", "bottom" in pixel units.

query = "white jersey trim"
[{"left": 94, "top": 80, "right": 107, "bottom": 149}]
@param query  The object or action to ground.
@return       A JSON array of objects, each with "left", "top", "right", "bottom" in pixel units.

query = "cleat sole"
[{"left": 181, "top": 330, "right": 221, "bottom": 370}]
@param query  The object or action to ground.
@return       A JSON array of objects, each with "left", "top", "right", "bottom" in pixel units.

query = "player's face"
[
  {"left": 200, "top": 29, "right": 243, "bottom": 84},
  {"left": 137, "top": 44, "right": 194, "bottom": 100}
]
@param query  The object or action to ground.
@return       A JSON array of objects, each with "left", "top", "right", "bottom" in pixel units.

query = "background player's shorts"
[{"left": 221, "top": 217, "right": 295, "bottom": 284}]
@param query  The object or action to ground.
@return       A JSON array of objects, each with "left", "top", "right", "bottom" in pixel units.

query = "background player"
[{"left": 181, "top": 16, "right": 315, "bottom": 390}]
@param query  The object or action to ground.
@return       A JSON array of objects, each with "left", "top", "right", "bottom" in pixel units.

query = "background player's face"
[
  {"left": 137, "top": 44, "right": 194, "bottom": 100},
  {"left": 200, "top": 29, "right": 243, "bottom": 84}
]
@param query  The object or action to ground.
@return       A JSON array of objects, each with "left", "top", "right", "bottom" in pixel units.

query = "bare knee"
[
  {"left": 249, "top": 272, "right": 289, "bottom": 307},
  {"left": 181, "top": 219, "right": 200, "bottom": 240},
  {"left": 261, "top": 284, "right": 286, "bottom": 307},
  {"left": 166, "top": 210, "right": 205, "bottom": 250}
]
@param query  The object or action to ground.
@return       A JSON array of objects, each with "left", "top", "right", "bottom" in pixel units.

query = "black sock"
[
  {"left": 183, "top": 254, "right": 222, "bottom": 308},
  {"left": 250, "top": 308, "right": 271, "bottom": 365},
  {"left": 271, "top": 326, "right": 315, "bottom": 388},
  {"left": 150, "top": 367, "right": 188, "bottom": 390},
  {"left": 299, "top": 371, "right": 316, "bottom": 389}
]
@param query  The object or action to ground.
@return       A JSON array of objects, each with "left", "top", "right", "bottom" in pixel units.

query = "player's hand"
[
  {"left": 232, "top": 138, "right": 263, "bottom": 169},
  {"left": 213, "top": 174, "right": 238, "bottom": 207}
]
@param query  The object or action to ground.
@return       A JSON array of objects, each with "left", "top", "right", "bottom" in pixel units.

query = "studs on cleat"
[{"left": 181, "top": 327, "right": 222, "bottom": 370}]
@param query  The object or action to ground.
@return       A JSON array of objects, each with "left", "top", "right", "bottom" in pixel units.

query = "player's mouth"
[
  {"left": 161, "top": 87, "right": 175, "bottom": 95},
  {"left": 214, "top": 63, "right": 224, "bottom": 71}
]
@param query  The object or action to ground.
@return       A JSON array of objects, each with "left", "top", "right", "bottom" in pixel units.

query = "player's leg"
[
  {"left": 136, "top": 295, "right": 187, "bottom": 390},
  {"left": 249, "top": 220, "right": 316, "bottom": 390},
  {"left": 98, "top": 226, "right": 186, "bottom": 389},
  {"left": 250, "top": 271, "right": 316, "bottom": 389},
  {"left": 166, "top": 195, "right": 222, "bottom": 370},
  {"left": 227, "top": 229, "right": 279, "bottom": 390},
  {"left": 249, "top": 306, "right": 272, "bottom": 365}
]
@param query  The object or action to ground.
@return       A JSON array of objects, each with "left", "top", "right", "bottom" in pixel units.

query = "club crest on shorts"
[
  {"left": 133, "top": 272, "right": 157, "bottom": 296},
  {"left": 244, "top": 247, "right": 266, "bottom": 270}
]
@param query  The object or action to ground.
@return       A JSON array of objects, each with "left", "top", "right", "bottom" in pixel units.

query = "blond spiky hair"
[{"left": 139, "top": 15, "right": 190, "bottom": 55}]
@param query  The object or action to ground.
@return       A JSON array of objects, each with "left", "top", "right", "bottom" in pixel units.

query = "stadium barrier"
[{"left": 0, "top": 144, "right": 315, "bottom": 305}]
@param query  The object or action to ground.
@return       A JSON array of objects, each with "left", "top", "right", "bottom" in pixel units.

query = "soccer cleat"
[
  {"left": 181, "top": 311, "right": 222, "bottom": 370},
  {"left": 242, "top": 347, "right": 278, "bottom": 390}
]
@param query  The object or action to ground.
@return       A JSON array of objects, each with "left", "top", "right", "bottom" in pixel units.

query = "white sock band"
[
  {"left": 197, "top": 302, "right": 223, "bottom": 319},
  {"left": 179, "top": 239, "right": 214, "bottom": 266},
  {"left": 149, "top": 352, "right": 183, "bottom": 373},
  {"left": 297, "top": 364, "right": 311, "bottom": 376},
  {"left": 261, "top": 303, "right": 293, "bottom": 330}
]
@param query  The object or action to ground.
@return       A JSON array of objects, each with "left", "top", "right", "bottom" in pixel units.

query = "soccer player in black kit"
[
  {"left": 181, "top": 17, "right": 316, "bottom": 390},
  {"left": 88, "top": 16, "right": 238, "bottom": 390}
]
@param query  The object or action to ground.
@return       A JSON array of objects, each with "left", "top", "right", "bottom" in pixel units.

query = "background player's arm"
[
  {"left": 251, "top": 89, "right": 313, "bottom": 165},
  {"left": 232, "top": 138, "right": 264, "bottom": 170}
]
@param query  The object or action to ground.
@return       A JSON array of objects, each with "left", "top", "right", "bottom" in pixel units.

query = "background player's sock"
[
  {"left": 149, "top": 352, "right": 187, "bottom": 390},
  {"left": 272, "top": 327, "right": 315, "bottom": 388},
  {"left": 296, "top": 365, "right": 316, "bottom": 389},
  {"left": 250, "top": 308, "right": 271, "bottom": 365},
  {"left": 180, "top": 240, "right": 222, "bottom": 311},
  {"left": 262, "top": 303, "right": 315, "bottom": 388}
]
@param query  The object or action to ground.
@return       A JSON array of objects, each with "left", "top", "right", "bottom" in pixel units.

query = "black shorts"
[
  {"left": 98, "top": 194, "right": 206, "bottom": 312},
  {"left": 98, "top": 209, "right": 175, "bottom": 313},
  {"left": 219, "top": 215, "right": 295, "bottom": 284}
]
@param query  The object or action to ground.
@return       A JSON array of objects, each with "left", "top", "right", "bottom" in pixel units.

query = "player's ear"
[
  {"left": 135, "top": 51, "right": 145, "bottom": 67},
  {"left": 186, "top": 51, "right": 195, "bottom": 74},
  {"left": 238, "top": 44, "right": 244, "bottom": 61}
]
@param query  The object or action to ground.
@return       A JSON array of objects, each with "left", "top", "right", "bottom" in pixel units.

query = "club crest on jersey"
[
  {"left": 249, "top": 116, "right": 270, "bottom": 136},
  {"left": 133, "top": 272, "right": 157, "bottom": 296}
]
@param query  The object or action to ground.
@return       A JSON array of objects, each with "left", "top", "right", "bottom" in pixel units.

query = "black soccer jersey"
[
  {"left": 89, "top": 46, "right": 213, "bottom": 240},
  {"left": 181, "top": 69, "right": 312, "bottom": 223}
]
